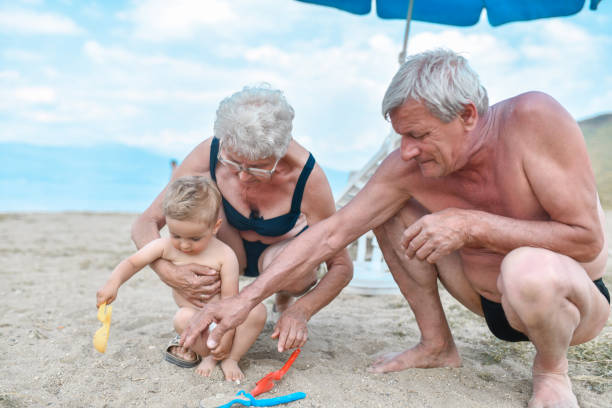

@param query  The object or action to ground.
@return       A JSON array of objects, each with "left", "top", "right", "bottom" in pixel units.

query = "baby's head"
[{"left": 163, "top": 176, "right": 222, "bottom": 254}]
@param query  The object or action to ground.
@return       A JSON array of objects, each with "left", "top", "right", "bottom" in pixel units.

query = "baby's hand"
[{"left": 96, "top": 282, "right": 118, "bottom": 308}]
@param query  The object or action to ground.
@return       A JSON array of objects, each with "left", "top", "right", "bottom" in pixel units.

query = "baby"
[{"left": 96, "top": 176, "right": 266, "bottom": 381}]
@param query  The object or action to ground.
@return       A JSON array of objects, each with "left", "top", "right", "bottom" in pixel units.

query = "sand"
[{"left": 0, "top": 212, "right": 610, "bottom": 408}]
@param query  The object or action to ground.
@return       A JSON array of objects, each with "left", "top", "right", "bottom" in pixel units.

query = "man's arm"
[
  {"left": 270, "top": 164, "right": 353, "bottom": 351},
  {"left": 245, "top": 154, "right": 414, "bottom": 307},
  {"left": 182, "top": 151, "right": 416, "bottom": 350},
  {"left": 131, "top": 139, "right": 222, "bottom": 306}
]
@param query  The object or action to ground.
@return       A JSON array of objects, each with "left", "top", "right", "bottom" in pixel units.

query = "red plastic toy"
[{"left": 250, "top": 349, "right": 301, "bottom": 397}]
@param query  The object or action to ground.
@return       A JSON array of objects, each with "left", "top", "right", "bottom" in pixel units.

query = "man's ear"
[
  {"left": 460, "top": 102, "right": 478, "bottom": 131},
  {"left": 213, "top": 218, "right": 222, "bottom": 234}
]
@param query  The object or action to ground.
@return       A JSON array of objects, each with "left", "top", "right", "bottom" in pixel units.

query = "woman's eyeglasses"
[{"left": 217, "top": 151, "right": 280, "bottom": 178}]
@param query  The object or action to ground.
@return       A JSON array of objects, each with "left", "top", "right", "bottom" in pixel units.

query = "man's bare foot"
[
  {"left": 168, "top": 345, "right": 198, "bottom": 363},
  {"left": 221, "top": 358, "right": 245, "bottom": 382},
  {"left": 528, "top": 372, "right": 578, "bottom": 408},
  {"left": 195, "top": 356, "right": 217, "bottom": 377},
  {"left": 368, "top": 342, "right": 461, "bottom": 373}
]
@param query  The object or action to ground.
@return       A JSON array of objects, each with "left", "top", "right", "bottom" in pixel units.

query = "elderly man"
[{"left": 182, "top": 49, "right": 609, "bottom": 407}]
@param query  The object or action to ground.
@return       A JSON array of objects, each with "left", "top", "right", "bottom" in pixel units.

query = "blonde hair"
[{"left": 163, "top": 176, "right": 221, "bottom": 227}]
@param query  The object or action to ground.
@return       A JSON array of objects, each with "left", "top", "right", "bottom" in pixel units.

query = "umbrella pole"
[{"left": 398, "top": 0, "right": 415, "bottom": 65}]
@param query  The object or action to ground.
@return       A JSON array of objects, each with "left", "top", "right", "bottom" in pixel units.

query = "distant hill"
[{"left": 579, "top": 113, "right": 612, "bottom": 208}]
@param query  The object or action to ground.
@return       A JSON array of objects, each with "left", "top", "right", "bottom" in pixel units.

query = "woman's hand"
[{"left": 161, "top": 262, "right": 221, "bottom": 307}]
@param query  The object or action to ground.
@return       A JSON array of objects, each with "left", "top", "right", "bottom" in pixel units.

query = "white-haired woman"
[{"left": 132, "top": 85, "right": 353, "bottom": 368}]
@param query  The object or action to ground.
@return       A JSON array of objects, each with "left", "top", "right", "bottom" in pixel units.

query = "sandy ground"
[{"left": 0, "top": 212, "right": 610, "bottom": 408}]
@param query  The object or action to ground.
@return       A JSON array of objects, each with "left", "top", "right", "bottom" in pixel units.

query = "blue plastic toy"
[{"left": 215, "top": 390, "right": 306, "bottom": 408}]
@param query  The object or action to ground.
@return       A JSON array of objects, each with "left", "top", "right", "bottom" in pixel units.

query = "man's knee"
[
  {"left": 374, "top": 199, "right": 428, "bottom": 252},
  {"left": 500, "top": 247, "right": 564, "bottom": 304}
]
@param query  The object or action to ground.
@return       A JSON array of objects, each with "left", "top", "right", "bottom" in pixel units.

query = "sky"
[{"left": 1, "top": 0, "right": 611, "bottom": 172}]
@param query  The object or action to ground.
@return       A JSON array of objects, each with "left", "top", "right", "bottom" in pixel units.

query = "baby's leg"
[
  {"left": 173, "top": 307, "right": 210, "bottom": 358},
  {"left": 221, "top": 303, "right": 267, "bottom": 381}
]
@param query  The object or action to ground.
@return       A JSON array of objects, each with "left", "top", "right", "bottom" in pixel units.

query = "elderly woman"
[{"left": 132, "top": 85, "right": 352, "bottom": 366}]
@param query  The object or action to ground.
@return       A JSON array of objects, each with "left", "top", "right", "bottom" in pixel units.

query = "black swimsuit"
[
  {"left": 481, "top": 278, "right": 610, "bottom": 342},
  {"left": 209, "top": 137, "right": 315, "bottom": 276}
]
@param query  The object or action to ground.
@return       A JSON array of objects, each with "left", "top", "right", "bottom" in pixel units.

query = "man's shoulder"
[
  {"left": 364, "top": 148, "right": 424, "bottom": 197},
  {"left": 496, "top": 92, "right": 578, "bottom": 145},
  {"left": 377, "top": 148, "right": 421, "bottom": 179},
  {"left": 497, "top": 92, "right": 585, "bottom": 167},
  {"left": 502, "top": 91, "right": 565, "bottom": 123}
]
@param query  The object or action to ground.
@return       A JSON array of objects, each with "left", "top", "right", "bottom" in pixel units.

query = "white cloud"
[
  {"left": 83, "top": 41, "right": 212, "bottom": 78},
  {"left": 120, "top": 0, "right": 237, "bottom": 41},
  {"left": 24, "top": 110, "right": 67, "bottom": 123},
  {"left": 540, "top": 20, "right": 591, "bottom": 45},
  {"left": 121, "top": 128, "right": 206, "bottom": 159},
  {"left": 0, "top": 70, "right": 20, "bottom": 80},
  {"left": 0, "top": 9, "right": 82, "bottom": 35},
  {"left": 245, "top": 46, "right": 293, "bottom": 68},
  {"left": 14, "top": 86, "right": 56, "bottom": 103},
  {"left": 3, "top": 49, "right": 44, "bottom": 62},
  {"left": 409, "top": 29, "right": 518, "bottom": 66}
]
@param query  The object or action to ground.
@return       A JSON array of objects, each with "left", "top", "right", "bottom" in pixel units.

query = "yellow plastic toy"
[{"left": 93, "top": 303, "right": 112, "bottom": 353}]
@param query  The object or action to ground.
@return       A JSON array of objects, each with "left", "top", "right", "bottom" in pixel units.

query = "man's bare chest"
[{"left": 413, "top": 168, "right": 546, "bottom": 221}]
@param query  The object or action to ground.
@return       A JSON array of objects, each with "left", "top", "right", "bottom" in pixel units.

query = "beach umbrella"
[{"left": 295, "top": 0, "right": 604, "bottom": 63}]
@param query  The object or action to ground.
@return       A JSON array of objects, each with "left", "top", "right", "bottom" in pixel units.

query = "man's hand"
[
  {"left": 180, "top": 295, "right": 251, "bottom": 350},
  {"left": 402, "top": 208, "right": 472, "bottom": 263},
  {"left": 210, "top": 329, "right": 234, "bottom": 360},
  {"left": 271, "top": 305, "right": 309, "bottom": 352},
  {"left": 159, "top": 263, "right": 221, "bottom": 307}
]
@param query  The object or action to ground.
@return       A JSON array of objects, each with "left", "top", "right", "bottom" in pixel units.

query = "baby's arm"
[
  {"left": 96, "top": 238, "right": 167, "bottom": 307},
  {"left": 219, "top": 244, "right": 240, "bottom": 298},
  {"left": 211, "top": 244, "right": 240, "bottom": 358}
]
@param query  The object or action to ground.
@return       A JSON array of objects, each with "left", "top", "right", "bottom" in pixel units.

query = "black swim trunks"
[{"left": 481, "top": 278, "right": 610, "bottom": 342}]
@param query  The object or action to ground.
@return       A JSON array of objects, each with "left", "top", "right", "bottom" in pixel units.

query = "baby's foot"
[
  {"left": 168, "top": 345, "right": 198, "bottom": 363},
  {"left": 220, "top": 358, "right": 245, "bottom": 382},
  {"left": 196, "top": 356, "right": 217, "bottom": 377}
]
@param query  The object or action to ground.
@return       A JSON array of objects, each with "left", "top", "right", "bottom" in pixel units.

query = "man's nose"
[{"left": 400, "top": 138, "right": 420, "bottom": 161}]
